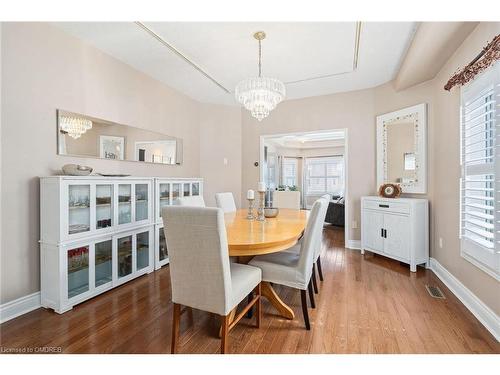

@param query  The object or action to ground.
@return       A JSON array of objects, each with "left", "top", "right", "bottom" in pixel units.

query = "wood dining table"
[{"left": 224, "top": 208, "right": 309, "bottom": 320}]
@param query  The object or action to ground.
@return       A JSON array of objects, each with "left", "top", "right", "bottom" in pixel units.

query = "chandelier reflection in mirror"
[
  {"left": 235, "top": 31, "right": 286, "bottom": 122},
  {"left": 59, "top": 115, "right": 93, "bottom": 139}
]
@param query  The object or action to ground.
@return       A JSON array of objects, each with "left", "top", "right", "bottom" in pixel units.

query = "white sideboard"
[
  {"left": 40, "top": 176, "right": 203, "bottom": 313},
  {"left": 361, "top": 196, "right": 429, "bottom": 272}
]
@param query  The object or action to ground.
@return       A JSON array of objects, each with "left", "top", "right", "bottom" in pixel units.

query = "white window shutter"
[{"left": 460, "top": 63, "right": 500, "bottom": 279}]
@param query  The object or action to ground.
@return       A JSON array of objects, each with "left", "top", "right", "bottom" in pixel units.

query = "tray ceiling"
[{"left": 53, "top": 22, "right": 417, "bottom": 105}]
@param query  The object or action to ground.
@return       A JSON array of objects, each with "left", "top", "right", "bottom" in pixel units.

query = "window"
[
  {"left": 305, "top": 156, "right": 344, "bottom": 196},
  {"left": 282, "top": 157, "right": 298, "bottom": 187},
  {"left": 460, "top": 63, "right": 500, "bottom": 279}
]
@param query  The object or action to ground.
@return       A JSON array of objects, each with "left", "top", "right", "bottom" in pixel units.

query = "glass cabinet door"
[
  {"left": 172, "top": 183, "right": 181, "bottom": 203},
  {"left": 135, "top": 184, "right": 148, "bottom": 221},
  {"left": 192, "top": 182, "right": 200, "bottom": 196},
  {"left": 136, "top": 231, "right": 149, "bottom": 271},
  {"left": 117, "top": 235, "right": 133, "bottom": 278},
  {"left": 96, "top": 185, "right": 113, "bottom": 230},
  {"left": 95, "top": 240, "right": 112, "bottom": 287},
  {"left": 68, "top": 185, "right": 90, "bottom": 235},
  {"left": 67, "top": 245, "right": 89, "bottom": 299},
  {"left": 159, "top": 183, "right": 171, "bottom": 217},
  {"left": 183, "top": 183, "right": 191, "bottom": 197},
  {"left": 118, "top": 184, "right": 132, "bottom": 225},
  {"left": 159, "top": 227, "right": 168, "bottom": 262}
]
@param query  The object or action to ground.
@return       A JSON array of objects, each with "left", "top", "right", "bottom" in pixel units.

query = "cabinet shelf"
[
  {"left": 95, "top": 256, "right": 112, "bottom": 265},
  {"left": 69, "top": 205, "right": 90, "bottom": 210},
  {"left": 68, "top": 264, "right": 89, "bottom": 273}
]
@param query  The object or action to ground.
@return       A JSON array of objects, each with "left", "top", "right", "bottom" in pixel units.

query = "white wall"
[
  {"left": 0, "top": 23, "right": 202, "bottom": 304},
  {"left": 199, "top": 103, "right": 242, "bottom": 207}
]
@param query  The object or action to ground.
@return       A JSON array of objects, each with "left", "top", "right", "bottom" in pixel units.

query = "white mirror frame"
[{"left": 376, "top": 103, "right": 427, "bottom": 194}]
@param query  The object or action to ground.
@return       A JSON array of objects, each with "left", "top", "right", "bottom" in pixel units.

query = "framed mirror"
[
  {"left": 57, "top": 110, "right": 183, "bottom": 165},
  {"left": 376, "top": 103, "right": 427, "bottom": 194}
]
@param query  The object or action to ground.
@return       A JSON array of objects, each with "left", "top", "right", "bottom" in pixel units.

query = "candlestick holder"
[
  {"left": 256, "top": 191, "right": 266, "bottom": 221},
  {"left": 246, "top": 198, "right": 255, "bottom": 220}
]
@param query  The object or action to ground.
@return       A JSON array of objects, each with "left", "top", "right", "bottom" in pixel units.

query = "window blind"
[
  {"left": 460, "top": 63, "right": 500, "bottom": 279},
  {"left": 304, "top": 156, "right": 344, "bottom": 196},
  {"left": 281, "top": 158, "right": 298, "bottom": 187}
]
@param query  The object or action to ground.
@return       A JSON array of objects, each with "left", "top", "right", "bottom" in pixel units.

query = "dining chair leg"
[
  {"left": 312, "top": 266, "right": 319, "bottom": 294},
  {"left": 317, "top": 256, "right": 324, "bottom": 281},
  {"left": 300, "top": 289, "right": 311, "bottom": 330},
  {"left": 255, "top": 283, "right": 261, "bottom": 328},
  {"left": 171, "top": 303, "right": 181, "bottom": 354},
  {"left": 308, "top": 280, "right": 316, "bottom": 308},
  {"left": 220, "top": 314, "right": 229, "bottom": 354},
  {"left": 246, "top": 292, "right": 254, "bottom": 319}
]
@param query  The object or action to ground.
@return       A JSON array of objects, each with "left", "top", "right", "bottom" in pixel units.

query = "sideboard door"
[
  {"left": 362, "top": 210, "right": 384, "bottom": 252},
  {"left": 383, "top": 213, "right": 410, "bottom": 260}
]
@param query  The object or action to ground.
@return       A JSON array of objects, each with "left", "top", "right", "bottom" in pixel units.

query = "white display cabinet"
[
  {"left": 155, "top": 178, "right": 203, "bottom": 223},
  {"left": 41, "top": 227, "right": 154, "bottom": 313},
  {"left": 154, "top": 178, "right": 203, "bottom": 269},
  {"left": 41, "top": 176, "right": 153, "bottom": 244},
  {"left": 155, "top": 223, "right": 168, "bottom": 270},
  {"left": 40, "top": 176, "right": 155, "bottom": 313},
  {"left": 40, "top": 176, "right": 202, "bottom": 313}
]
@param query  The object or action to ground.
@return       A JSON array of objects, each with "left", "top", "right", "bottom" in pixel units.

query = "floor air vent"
[{"left": 425, "top": 285, "right": 445, "bottom": 299}]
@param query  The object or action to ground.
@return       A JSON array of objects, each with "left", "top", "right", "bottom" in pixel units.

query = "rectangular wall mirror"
[
  {"left": 57, "top": 110, "right": 183, "bottom": 165},
  {"left": 376, "top": 103, "right": 427, "bottom": 194}
]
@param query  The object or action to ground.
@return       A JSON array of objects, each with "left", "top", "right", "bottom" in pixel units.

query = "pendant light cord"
[{"left": 258, "top": 39, "right": 262, "bottom": 77}]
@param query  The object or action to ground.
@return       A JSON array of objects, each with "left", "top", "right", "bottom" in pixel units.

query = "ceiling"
[
  {"left": 264, "top": 130, "right": 345, "bottom": 149},
  {"left": 53, "top": 22, "right": 417, "bottom": 105}
]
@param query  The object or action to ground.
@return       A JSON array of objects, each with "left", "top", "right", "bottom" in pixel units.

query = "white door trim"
[{"left": 260, "top": 128, "right": 349, "bottom": 246}]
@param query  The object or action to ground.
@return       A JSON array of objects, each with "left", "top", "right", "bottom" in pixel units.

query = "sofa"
[{"left": 324, "top": 197, "right": 345, "bottom": 227}]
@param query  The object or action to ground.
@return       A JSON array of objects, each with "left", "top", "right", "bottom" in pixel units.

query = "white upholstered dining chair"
[
  {"left": 215, "top": 192, "right": 237, "bottom": 213},
  {"left": 162, "top": 206, "right": 262, "bottom": 354},
  {"left": 285, "top": 194, "right": 330, "bottom": 294},
  {"left": 248, "top": 198, "right": 327, "bottom": 330},
  {"left": 176, "top": 195, "right": 206, "bottom": 207}
]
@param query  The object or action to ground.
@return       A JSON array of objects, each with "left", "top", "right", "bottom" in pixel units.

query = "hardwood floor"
[{"left": 1, "top": 226, "right": 498, "bottom": 354}]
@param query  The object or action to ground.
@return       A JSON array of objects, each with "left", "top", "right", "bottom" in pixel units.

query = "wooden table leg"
[{"left": 261, "top": 281, "right": 295, "bottom": 320}]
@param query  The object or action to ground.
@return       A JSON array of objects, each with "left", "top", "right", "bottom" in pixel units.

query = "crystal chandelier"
[
  {"left": 235, "top": 31, "right": 286, "bottom": 122},
  {"left": 59, "top": 115, "right": 93, "bottom": 139}
]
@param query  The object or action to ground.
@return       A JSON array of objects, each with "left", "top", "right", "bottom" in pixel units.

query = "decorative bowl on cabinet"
[{"left": 62, "top": 164, "right": 93, "bottom": 176}]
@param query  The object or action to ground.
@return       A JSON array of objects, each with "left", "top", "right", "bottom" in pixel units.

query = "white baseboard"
[
  {"left": 429, "top": 258, "right": 499, "bottom": 342},
  {"left": 0, "top": 292, "right": 41, "bottom": 324},
  {"left": 346, "top": 239, "right": 361, "bottom": 250}
]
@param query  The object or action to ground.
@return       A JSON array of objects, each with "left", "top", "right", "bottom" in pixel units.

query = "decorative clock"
[{"left": 378, "top": 183, "right": 402, "bottom": 198}]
